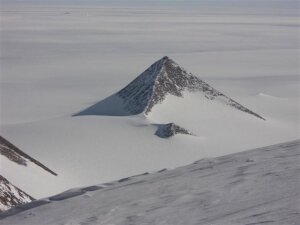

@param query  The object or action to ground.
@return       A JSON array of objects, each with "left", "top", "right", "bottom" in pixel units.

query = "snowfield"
[
  {"left": 1, "top": 55, "right": 298, "bottom": 198},
  {"left": 1, "top": 140, "right": 299, "bottom": 225},
  {"left": 1, "top": 0, "right": 299, "bottom": 203}
]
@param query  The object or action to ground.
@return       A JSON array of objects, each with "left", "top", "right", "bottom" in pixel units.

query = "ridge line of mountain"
[
  {"left": 75, "top": 56, "right": 265, "bottom": 120},
  {"left": 0, "top": 136, "right": 57, "bottom": 176}
]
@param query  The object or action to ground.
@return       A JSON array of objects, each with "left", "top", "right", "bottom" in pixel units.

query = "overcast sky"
[{"left": 2, "top": 0, "right": 299, "bottom": 7}]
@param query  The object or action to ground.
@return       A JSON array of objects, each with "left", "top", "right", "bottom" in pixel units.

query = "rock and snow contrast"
[
  {"left": 0, "top": 136, "right": 56, "bottom": 210},
  {"left": 0, "top": 136, "right": 58, "bottom": 200},
  {"left": 0, "top": 136, "right": 57, "bottom": 176},
  {"left": 155, "top": 123, "right": 193, "bottom": 138},
  {"left": 1, "top": 53, "right": 298, "bottom": 200},
  {"left": 1, "top": 54, "right": 298, "bottom": 199},
  {"left": 76, "top": 56, "right": 265, "bottom": 120},
  {"left": 1, "top": 0, "right": 299, "bottom": 209},
  {"left": 1, "top": 140, "right": 299, "bottom": 225},
  {"left": 0, "top": 176, "right": 34, "bottom": 212}
]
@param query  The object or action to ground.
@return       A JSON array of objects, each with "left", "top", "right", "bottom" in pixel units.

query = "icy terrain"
[
  {"left": 0, "top": 0, "right": 299, "bottom": 199},
  {"left": 1, "top": 56, "right": 298, "bottom": 198},
  {"left": 1, "top": 140, "right": 299, "bottom": 225}
]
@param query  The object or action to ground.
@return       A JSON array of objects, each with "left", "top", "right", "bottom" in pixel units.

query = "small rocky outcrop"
[
  {"left": 156, "top": 123, "right": 193, "bottom": 138},
  {"left": 0, "top": 175, "right": 34, "bottom": 212}
]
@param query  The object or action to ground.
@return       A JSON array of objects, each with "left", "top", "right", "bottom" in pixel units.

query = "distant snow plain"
[{"left": 0, "top": 0, "right": 299, "bottom": 198}]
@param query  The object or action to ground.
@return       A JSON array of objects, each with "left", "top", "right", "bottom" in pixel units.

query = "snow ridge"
[
  {"left": 0, "top": 140, "right": 298, "bottom": 224},
  {"left": 0, "top": 136, "right": 57, "bottom": 176},
  {"left": 118, "top": 56, "right": 265, "bottom": 120}
]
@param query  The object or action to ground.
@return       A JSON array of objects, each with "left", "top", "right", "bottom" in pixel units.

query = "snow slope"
[
  {"left": 1, "top": 2, "right": 299, "bottom": 199},
  {"left": 1, "top": 140, "right": 299, "bottom": 225}
]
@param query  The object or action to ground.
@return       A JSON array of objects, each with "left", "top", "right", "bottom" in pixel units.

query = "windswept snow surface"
[
  {"left": 1, "top": 140, "right": 299, "bottom": 225},
  {"left": 1, "top": 1, "right": 299, "bottom": 198}
]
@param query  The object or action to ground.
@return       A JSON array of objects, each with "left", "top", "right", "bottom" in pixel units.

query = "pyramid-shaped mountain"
[{"left": 75, "top": 56, "right": 265, "bottom": 120}]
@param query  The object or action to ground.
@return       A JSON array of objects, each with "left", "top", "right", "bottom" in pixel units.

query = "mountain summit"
[{"left": 75, "top": 56, "right": 265, "bottom": 120}]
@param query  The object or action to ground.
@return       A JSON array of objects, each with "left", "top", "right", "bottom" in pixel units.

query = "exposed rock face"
[
  {"left": 0, "top": 136, "right": 57, "bottom": 176},
  {"left": 0, "top": 175, "right": 34, "bottom": 212},
  {"left": 156, "top": 123, "right": 193, "bottom": 138},
  {"left": 118, "top": 56, "right": 265, "bottom": 120}
]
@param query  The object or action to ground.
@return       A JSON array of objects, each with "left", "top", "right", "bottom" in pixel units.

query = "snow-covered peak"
[
  {"left": 118, "top": 56, "right": 195, "bottom": 115},
  {"left": 118, "top": 56, "right": 265, "bottom": 119},
  {"left": 77, "top": 57, "right": 265, "bottom": 120}
]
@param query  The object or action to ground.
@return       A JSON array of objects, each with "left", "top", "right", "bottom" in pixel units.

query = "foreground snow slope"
[{"left": 1, "top": 140, "right": 299, "bottom": 225}]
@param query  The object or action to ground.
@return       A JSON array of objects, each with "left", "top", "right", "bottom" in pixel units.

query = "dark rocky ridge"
[
  {"left": 0, "top": 136, "right": 57, "bottom": 176},
  {"left": 0, "top": 175, "right": 34, "bottom": 212},
  {"left": 156, "top": 123, "right": 193, "bottom": 138},
  {"left": 118, "top": 56, "right": 265, "bottom": 120}
]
